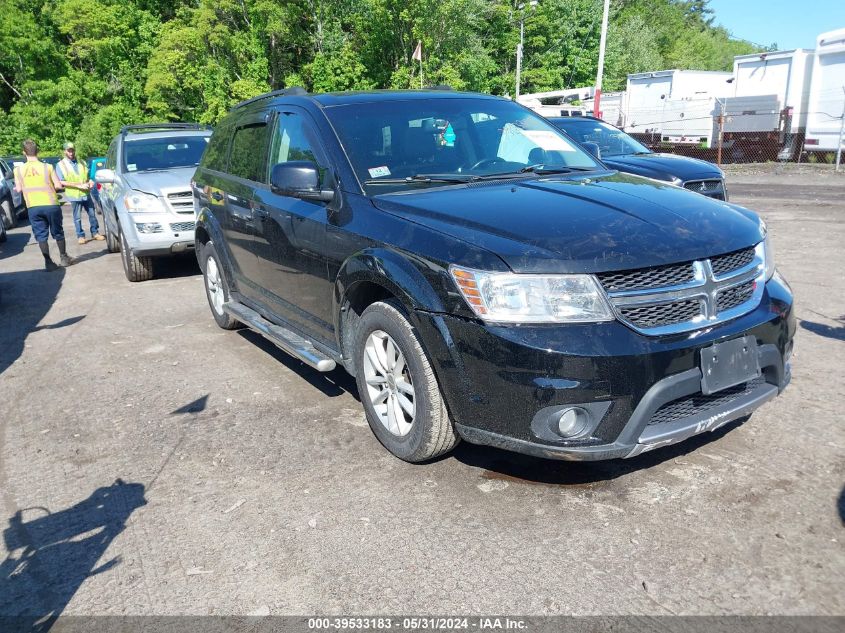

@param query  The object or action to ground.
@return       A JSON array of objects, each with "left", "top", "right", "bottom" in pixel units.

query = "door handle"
[{"left": 211, "top": 192, "right": 223, "bottom": 201}]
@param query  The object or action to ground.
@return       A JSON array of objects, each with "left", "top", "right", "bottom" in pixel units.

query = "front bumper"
[
  {"left": 124, "top": 213, "right": 197, "bottom": 257},
  {"left": 414, "top": 275, "right": 794, "bottom": 461}
]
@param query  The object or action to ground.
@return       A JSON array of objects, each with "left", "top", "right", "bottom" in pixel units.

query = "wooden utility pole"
[{"left": 593, "top": 0, "right": 611, "bottom": 118}]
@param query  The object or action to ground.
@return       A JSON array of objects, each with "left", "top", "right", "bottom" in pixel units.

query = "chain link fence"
[{"left": 597, "top": 94, "right": 845, "bottom": 169}]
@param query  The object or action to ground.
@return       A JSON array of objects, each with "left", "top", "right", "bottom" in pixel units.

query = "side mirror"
[
  {"left": 95, "top": 168, "right": 115, "bottom": 184},
  {"left": 270, "top": 161, "right": 334, "bottom": 203},
  {"left": 581, "top": 142, "right": 602, "bottom": 160}
]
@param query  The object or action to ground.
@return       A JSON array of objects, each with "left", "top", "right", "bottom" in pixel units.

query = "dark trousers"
[{"left": 28, "top": 205, "right": 65, "bottom": 242}]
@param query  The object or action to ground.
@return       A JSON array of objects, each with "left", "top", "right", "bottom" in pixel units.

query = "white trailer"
[
  {"left": 732, "top": 49, "right": 814, "bottom": 134},
  {"left": 623, "top": 70, "right": 732, "bottom": 135},
  {"left": 805, "top": 28, "right": 845, "bottom": 152}
]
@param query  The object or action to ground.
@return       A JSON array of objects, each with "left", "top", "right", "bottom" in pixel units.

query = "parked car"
[
  {"left": 95, "top": 124, "right": 212, "bottom": 281},
  {"left": 548, "top": 116, "right": 728, "bottom": 200},
  {"left": 193, "top": 89, "right": 794, "bottom": 464},
  {"left": 0, "top": 158, "right": 25, "bottom": 228}
]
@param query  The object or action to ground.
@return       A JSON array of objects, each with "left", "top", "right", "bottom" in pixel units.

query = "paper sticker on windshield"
[
  {"left": 368, "top": 166, "right": 391, "bottom": 178},
  {"left": 127, "top": 164, "right": 137, "bottom": 171},
  {"left": 521, "top": 130, "right": 576, "bottom": 152},
  {"left": 442, "top": 123, "right": 456, "bottom": 147}
]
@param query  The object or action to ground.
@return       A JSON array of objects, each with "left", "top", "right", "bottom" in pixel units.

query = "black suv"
[
  {"left": 548, "top": 116, "right": 728, "bottom": 201},
  {"left": 193, "top": 89, "right": 794, "bottom": 463}
]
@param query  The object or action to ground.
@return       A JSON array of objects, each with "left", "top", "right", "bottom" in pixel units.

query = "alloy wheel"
[{"left": 363, "top": 330, "right": 416, "bottom": 437}]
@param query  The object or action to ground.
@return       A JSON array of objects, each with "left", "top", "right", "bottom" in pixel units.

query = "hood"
[
  {"left": 600, "top": 153, "right": 722, "bottom": 183},
  {"left": 122, "top": 167, "right": 196, "bottom": 196},
  {"left": 372, "top": 172, "right": 762, "bottom": 274}
]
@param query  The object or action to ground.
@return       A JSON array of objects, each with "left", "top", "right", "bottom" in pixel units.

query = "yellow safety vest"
[
  {"left": 14, "top": 161, "right": 59, "bottom": 208},
  {"left": 58, "top": 158, "right": 89, "bottom": 200}
]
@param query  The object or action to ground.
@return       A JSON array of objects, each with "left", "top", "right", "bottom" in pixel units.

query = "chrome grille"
[
  {"left": 165, "top": 189, "right": 195, "bottom": 214},
  {"left": 597, "top": 262, "right": 694, "bottom": 292},
  {"left": 716, "top": 280, "right": 756, "bottom": 312},
  {"left": 647, "top": 377, "right": 766, "bottom": 427},
  {"left": 170, "top": 221, "right": 195, "bottom": 232},
  {"left": 599, "top": 242, "right": 765, "bottom": 336},
  {"left": 619, "top": 299, "right": 701, "bottom": 329},
  {"left": 711, "top": 247, "right": 755, "bottom": 277},
  {"left": 683, "top": 179, "right": 726, "bottom": 200}
]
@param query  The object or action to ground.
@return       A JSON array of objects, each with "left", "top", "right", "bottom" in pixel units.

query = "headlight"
[
  {"left": 450, "top": 266, "right": 614, "bottom": 324},
  {"left": 124, "top": 190, "right": 165, "bottom": 213},
  {"left": 763, "top": 233, "right": 775, "bottom": 280},
  {"left": 759, "top": 221, "right": 775, "bottom": 280}
]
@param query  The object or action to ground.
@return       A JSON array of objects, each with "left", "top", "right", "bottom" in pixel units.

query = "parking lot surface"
[{"left": 0, "top": 165, "right": 843, "bottom": 617}]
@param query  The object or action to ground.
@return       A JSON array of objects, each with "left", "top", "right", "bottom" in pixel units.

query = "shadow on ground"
[
  {"left": 237, "top": 329, "right": 359, "bottom": 399},
  {"left": 451, "top": 419, "right": 746, "bottom": 486},
  {"left": 152, "top": 254, "right": 201, "bottom": 280},
  {"left": 0, "top": 480, "right": 146, "bottom": 632},
  {"left": 0, "top": 264, "right": 67, "bottom": 376},
  {"left": 800, "top": 317, "right": 845, "bottom": 342}
]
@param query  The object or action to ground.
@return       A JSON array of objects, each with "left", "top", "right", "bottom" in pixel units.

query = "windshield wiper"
[{"left": 364, "top": 173, "right": 480, "bottom": 185}]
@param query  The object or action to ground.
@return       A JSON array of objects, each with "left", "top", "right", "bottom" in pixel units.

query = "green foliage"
[{"left": 0, "top": 0, "right": 766, "bottom": 156}]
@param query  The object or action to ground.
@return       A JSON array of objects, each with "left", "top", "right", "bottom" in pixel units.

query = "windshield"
[
  {"left": 123, "top": 135, "right": 210, "bottom": 172},
  {"left": 550, "top": 118, "right": 650, "bottom": 157},
  {"left": 324, "top": 97, "right": 603, "bottom": 193}
]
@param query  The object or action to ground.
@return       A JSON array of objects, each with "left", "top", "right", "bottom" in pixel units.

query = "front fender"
[
  {"left": 334, "top": 247, "right": 449, "bottom": 329},
  {"left": 195, "top": 207, "right": 236, "bottom": 284}
]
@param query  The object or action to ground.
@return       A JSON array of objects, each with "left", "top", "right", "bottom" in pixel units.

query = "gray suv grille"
[
  {"left": 166, "top": 190, "right": 194, "bottom": 214},
  {"left": 598, "top": 244, "right": 765, "bottom": 335},
  {"left": 170, "top": 221, "right": 195, "bottom": 232}
]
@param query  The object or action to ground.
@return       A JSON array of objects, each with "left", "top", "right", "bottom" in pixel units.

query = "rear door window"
[
  {"left": 201, "top": 127, "right": 232, "bottom": 172},
  {"left": 228, "top": 123, "right": 271, "bottom": 183}
]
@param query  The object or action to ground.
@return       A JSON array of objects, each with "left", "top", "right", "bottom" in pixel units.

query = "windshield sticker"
[
  {"left": 441, "top": 123, "right": 456, "bottom": 147},
  {"left": 127, "top": 164, "right": 137, "bottom": 171},
  {"left": 368, "top": 165, "right": 391, "bottom": 178}
]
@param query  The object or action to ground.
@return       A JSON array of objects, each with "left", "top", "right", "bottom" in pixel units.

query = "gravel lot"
[{"left": 0, "top": 164, "right": 843, "bottom": 618}]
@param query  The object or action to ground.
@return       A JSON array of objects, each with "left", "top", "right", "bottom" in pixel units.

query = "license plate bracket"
[{"left": 700, "top": 335, "right": 761, "bottom": 395}]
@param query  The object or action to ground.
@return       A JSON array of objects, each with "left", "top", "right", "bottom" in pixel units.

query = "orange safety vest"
[{"left": 14, "top": 161, "right": 59, "bottom": 208}]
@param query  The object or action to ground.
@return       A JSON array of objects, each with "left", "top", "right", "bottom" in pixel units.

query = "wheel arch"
[{"left": 334, "top": 248, "right": 448, "bottom": 370}]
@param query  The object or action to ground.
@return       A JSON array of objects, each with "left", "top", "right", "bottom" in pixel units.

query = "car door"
[
  {"left": 101, "top": 140, "right": 120, "bottom": 235},
  {"left": 0, "top": 160, "right": 22, "bottom": 209},
  {"left": 219, "top": 113, "right": 272, "bottom": 300},
  {"left": 251, "top": 107, "right": 335, "bottom": 344}
]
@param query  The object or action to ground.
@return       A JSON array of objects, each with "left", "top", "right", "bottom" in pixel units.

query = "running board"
[{"left": 223, "top": 301, "right": 336, "bottom": 372}]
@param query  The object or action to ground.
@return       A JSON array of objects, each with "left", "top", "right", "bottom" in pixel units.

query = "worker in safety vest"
[
  {"left": 13, "top": 139, "right": 73, "bottom": 270},
  {"left": 56, "top": 141, "right": 103, "bottom": 245}
]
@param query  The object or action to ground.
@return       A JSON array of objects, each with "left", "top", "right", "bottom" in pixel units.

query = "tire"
[
  {"left": 0, "top": 220, "right": 6, "bottom": 243},
  {"left": 201, "top": 242, "right": 240, "bottom": 329},
  {"left": 354, "top": 299, "right": 459, "bottom": 463},
  {"left": 104, "top": 218, "right": 120, "bottom": 253},
  {"left": 119, "top": 229, "right": 154, "bottom": 282},
  {"left": 1, "top": 198, "right": 13, "bottom": 229}
]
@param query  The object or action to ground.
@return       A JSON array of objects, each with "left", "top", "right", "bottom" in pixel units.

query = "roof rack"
[
  {"left": 232, "top": 87, "right": 308, "bottom": 111},
  {"left": 120, "top": 123, "right": 210, "bottom": 136}
]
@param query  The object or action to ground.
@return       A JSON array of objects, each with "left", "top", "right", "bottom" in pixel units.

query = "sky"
[{"left": 707, "top": 0, "right": 845, "bottom": 50}]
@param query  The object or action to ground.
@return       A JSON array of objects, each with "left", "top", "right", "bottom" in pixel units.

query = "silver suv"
[{"left": 95, "top": 124, "right": 211, "bottom": 281}]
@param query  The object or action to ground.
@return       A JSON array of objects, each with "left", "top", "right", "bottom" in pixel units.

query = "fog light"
[
  {"left": 135, "top": 222, "right": 163, "bottom": 234},
  {"left": 556, "top": 407, "right": 590, "bottom": 438}
]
